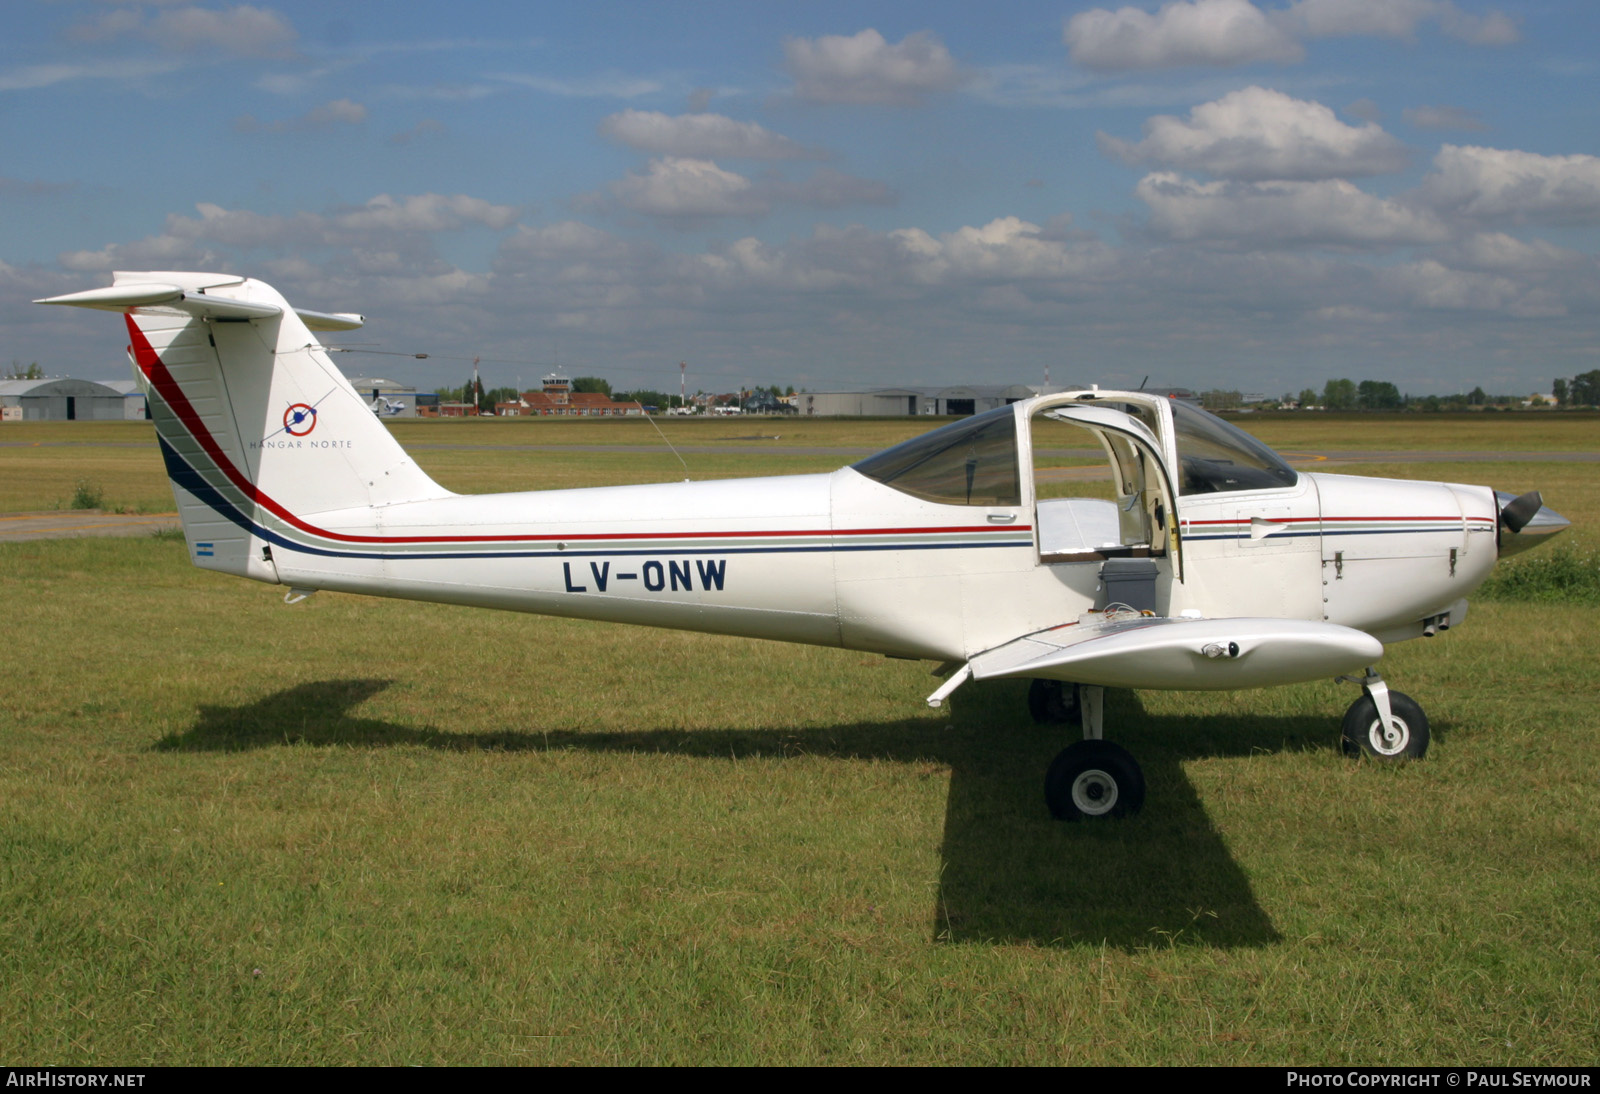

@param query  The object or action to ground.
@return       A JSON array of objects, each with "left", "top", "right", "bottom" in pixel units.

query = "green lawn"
[{"left": 1, "top": 417, "right": 1596, "bottom": 1064}]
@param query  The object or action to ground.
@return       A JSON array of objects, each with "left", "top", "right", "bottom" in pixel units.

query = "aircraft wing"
[{"left": 960, "top": 613, "right": 1383, "bottom": 693}]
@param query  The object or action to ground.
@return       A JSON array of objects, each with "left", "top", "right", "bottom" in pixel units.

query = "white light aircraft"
[
  {"left": 367, "top": 395, "right": 407, "bottom": 417},
  {"left": 39, "top": 272, "right": 1571, "bottom": 820}
]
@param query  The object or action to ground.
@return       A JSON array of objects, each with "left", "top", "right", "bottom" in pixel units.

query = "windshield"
[
  {"left": 852, "top": 406, "right": 1020, "bottom": 506},
  {"left": 1170, "top": 401, "right": 1297, "bottom": 494}
]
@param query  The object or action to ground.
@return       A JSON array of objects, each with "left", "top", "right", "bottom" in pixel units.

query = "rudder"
[{"left": 40, "top": 271, "right": 452, "bottom": 583}]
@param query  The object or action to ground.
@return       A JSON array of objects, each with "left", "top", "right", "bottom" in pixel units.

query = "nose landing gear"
[{"left": 1339, "top": 669, "right": 1430, "bottom": 759}]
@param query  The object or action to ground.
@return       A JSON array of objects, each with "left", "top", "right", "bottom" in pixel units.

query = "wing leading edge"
[{"left": 929, "top": 614, "right": 1382, "bottom": 706}]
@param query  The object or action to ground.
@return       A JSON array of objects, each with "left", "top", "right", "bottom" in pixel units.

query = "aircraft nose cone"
[{"left": 1495, "top": 489, "right": 1571, "bottom": 557}]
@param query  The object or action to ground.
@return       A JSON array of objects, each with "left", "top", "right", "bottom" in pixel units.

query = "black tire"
[
  {"left": 1341, "top": 690, "right": 1429, "bottom": 760},
  {"left": 1045, "top": 740, "right": 1145, "bottom": 821},
  {"left": 1028, "top": 679, "right": 1081, "bottom": 725}
]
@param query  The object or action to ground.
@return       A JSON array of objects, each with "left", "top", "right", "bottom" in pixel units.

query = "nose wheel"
[{"left": 1338, "top": 669, "right": 1429, "bottom": 759}]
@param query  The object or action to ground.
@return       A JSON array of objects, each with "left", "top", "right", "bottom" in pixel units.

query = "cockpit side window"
[
  {"left": 852, "top": 406, "right": 1020, "bottom": 506},
  {"left": 1171, "top": 400, "right": 1298, "bottom": 495}
]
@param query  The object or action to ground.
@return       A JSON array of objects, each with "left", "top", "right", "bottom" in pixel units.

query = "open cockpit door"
[{"left": 1030, "top": 401, "right": 1184, "bottom": 581}]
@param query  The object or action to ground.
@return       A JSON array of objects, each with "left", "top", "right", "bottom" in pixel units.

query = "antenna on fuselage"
[{"left": 644, "top": 365, "right": 692, "bottom": 481}]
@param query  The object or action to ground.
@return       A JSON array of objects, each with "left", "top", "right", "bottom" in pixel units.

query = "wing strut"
[{"left": 926, "top": 664, "right": 971, "bottom": 709}]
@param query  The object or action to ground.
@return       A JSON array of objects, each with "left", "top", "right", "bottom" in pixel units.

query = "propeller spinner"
[{"left": 1496, "top": 489, "right": 1571, "bottom": 556}]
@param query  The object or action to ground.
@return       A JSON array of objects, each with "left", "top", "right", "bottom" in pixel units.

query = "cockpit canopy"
[
  {"left": 1168, "top": 400, "right": 1297, "bottom": 495},
  {"left": 851, "top": 395, "right": 1295, "bottom": 506},
  {"left": 851, "top": 405, "right": 1021, "bottom": 507}
]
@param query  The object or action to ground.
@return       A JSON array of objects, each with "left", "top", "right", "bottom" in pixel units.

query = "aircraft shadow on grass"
[{"left": 152, "top": 677, "right": 1388, "bottom": 951}]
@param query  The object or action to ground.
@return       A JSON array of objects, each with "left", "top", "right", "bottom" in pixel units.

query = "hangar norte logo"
[
  {"left": 283, "top": 403, "right": 317, "bottom": 437},
  {"left": 250, "top": 396, "right": 352, "bottom": 450}
]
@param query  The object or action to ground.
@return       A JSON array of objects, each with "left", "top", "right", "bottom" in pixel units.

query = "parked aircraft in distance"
[{"left": 38, "top": 273, "right": 1571, "bottom": 819}]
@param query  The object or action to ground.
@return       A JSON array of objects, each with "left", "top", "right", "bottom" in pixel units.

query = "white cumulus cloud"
[
  {"left": 154, "top": 4, "right": 299, "bottom": 56},
  {"left": 333, "top": 193, "right": 519, "bottom": 232},
  {"left": 1065, "top": 0, "right": 1303, "bottom": 71},
  {"left": 68, "top": 4, "right": 300, "bottom": 59},
  {"left": 610, "top": 158, "right": 768, "bottom": 218},
  {"left": 1419, "top": 145, "right": 1600, "bottom": 224},
  {"left": 57, "top": 193, "right": 521, "bottom": 271},
  {"left": 1099, "top": 86, "right": 1408, "bottom": 179},
  {"left": 1444, "top": 232, "right": 1587, "bottom": 272},
  {"left": 891, "top": 217, "right": 1103, "bottom": 282},
  {"left": 1378, "top": 259, "right": 1548, "bottom": 314},
  {"left": 783, "top": 29, "right": 968, "bottom": 105},
  {"left": 1433, "top": 4, "right": 1519, "bottom": 45},
  {"left": 1066, "top": 0, "right": 1516, "bottom": 72},
  {"left": 599, "top": 111, "right": 821, "bottom": 160},
  {"left": 1135, "top": 172, "right": 1450, "bottom": 246}
]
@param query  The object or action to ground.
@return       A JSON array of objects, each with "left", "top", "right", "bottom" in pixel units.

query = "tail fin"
[{"left": 37, "top": 271, "right": 451, "bottom": 583}]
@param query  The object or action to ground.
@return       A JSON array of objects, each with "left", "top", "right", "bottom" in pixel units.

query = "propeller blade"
[{"left": 1500, "top": 490, "right": 1544, "bottom": 534}]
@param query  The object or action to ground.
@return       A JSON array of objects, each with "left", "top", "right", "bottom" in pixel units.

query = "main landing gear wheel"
[
  {"left": 1028, "top": 679, "right": 1081, "bottom": 725},
  {"left": 1045, "top": 739, "right": 1145, "bottom": 821},
  {"left": 1341, "top": 690, "right": 1429, "bottom": 760}
]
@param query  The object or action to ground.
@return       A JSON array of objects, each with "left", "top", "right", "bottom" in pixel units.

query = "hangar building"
[
  {"left": 796, "top": 384, "right": 1064, "bottom": 417},
  {"left": 0, "top": 378, "right": 137, "bottom": 421}
]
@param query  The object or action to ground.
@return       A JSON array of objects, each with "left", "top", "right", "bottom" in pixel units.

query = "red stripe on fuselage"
[
  {"left": 128, "top": 317, "right": 1032, "bottom": 547},
  {"left": 1186, "top": 515, "right": 1464, "bottom": 527}
]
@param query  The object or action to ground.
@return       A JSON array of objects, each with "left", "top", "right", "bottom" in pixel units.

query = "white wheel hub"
[
  {"left": 1071, "top": 768, "right": 1119, "bottom": 815},
  {"left": 1368, "top": 716, "right": 1410, "bottom": 756}
]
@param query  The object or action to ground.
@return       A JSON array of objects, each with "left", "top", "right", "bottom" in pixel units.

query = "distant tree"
[
  {"left": 1297, "top": 388, "right": 1318, "bottom": 409},
  {"left": 1552, "top": 377, "right": 1569, "bottom": 408},
  {"left": 484, "top": 386, "right": 520, "bottom": 406},
  {"left": 1357, "top": 380, "right": 1402, "bottom": 410},
  {"left": 1322, "top": 378, "right": 1357, "bottom": 410},
  {"left": 615, "top": 389, "right": 673, "bottom": 409},
  {"left": 1571, "top": 370, "right": 1600, "bottom": 407},
  {"left": 456, "top": 374, "right": 489, "bottom": 413},
  {"left": 785, "top": 385, "right": 796, "bottom": 397},
  {"left": 572, "top": 376, "right": 611, "bottom": 396},
  {"left": 1200, "top": 389, "right": 1242, "bottom": 411},
  {"left": 1468, "top": 386, "right": 1487, "bottom": 407},
  {"left": 5, "top": 361, "right": 43, "bottom": 380}
]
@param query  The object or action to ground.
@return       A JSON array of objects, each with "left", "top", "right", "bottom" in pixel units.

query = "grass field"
[{"left": 2, "top": 416, "right": 1597, "bottom": 1065}]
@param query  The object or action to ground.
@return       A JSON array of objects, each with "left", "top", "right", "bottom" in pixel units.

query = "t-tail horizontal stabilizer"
[
  {"left": 35, "top": 271, "right": 446, "bottom": 585},
  {"left": 36, "top": 277, "right": 365, "bottom": 330}
]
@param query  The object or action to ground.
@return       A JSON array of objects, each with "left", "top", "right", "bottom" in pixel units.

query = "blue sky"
[{"left": 5, "top": 0, "right": 1598, "bottom": 397}]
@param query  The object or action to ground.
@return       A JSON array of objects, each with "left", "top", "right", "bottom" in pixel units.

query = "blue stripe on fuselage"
[{"left": 159, "top": 436, "right": 1032, "bottom": 562}]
